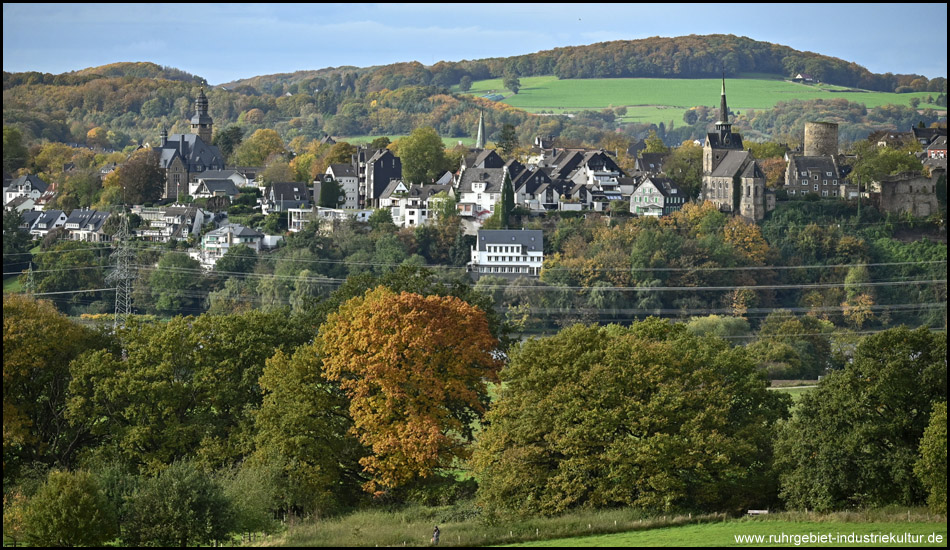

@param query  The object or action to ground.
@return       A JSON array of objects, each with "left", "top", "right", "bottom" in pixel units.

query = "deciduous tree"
[
  {"left": 22, "top": 470, "right": 117, "bottom": 547},
  {"left": 776, "top": 327, "right": 947, "bottom": 511},
  {"left": 399, "top": 126, "right": 449, "bottom": 184},
  {"left": 472, "top": 320, "right": 789, "bottom": 517},
  {"left": 320, "top": 287, "right": 501, "bottom": 494}
]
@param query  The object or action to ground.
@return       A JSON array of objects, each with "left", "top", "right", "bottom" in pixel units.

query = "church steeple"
[
  {"left": 190, "top": 88, "right": 213, "bottom": 143},
  {"left": 475, "top": 111, "right": 486, "bottom": 149},
  {"left": 715, "top": 74, "right": 734, "bottom": 143},
  {"left": 719, "top": 75, "right": 729, "bottom": 125}
]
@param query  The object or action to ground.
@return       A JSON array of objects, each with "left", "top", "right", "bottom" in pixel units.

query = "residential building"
[
  {"left": 63, "top": 209, "right": 111, "bottom": 242},
  {"left": 784, "top": 155, "right": 851, "bottom": 198},
  {"left": 200, "top": 223, "right": 264, "bottom": 266},
  {"left": 29, "top": 209, "right": 67, "bottom": 238},
  {"left": 326, "top": 164, "right": 359, "bottom": 209},
  {"left": 468, "top": 229, "right": 544, "bottom": 279},
  {"left": 630, "top": 176, "right": 687, "bottom": 216},
  {"left": 133, "top": 204, "right": 206, "bottom": 242},
  {"left": 5, "top": 174, "right": 48, "bottom": 205},
  {"left": 262, "top": 182, "right": 311, "bottom": 215}
]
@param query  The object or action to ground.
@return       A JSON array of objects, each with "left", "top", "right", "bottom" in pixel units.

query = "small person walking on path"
[{"left": 432, "top": 525, "right": 440, "bottom": 546}]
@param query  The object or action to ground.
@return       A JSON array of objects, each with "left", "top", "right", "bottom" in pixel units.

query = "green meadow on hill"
[{"left": 458, "top": 75, "right": 941, "bottom": 126}]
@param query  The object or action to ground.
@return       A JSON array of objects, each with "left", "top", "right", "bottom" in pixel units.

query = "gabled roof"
[
  {"left": 457, "top": 167, "right": 507, "bottom": 194},
  {"left": 637, "top": 176, "right": 683, "bottom": 198},
  {"left": 157, "top": 134, "right": 225, "bottom": 171},
  {"left": 10, "top": 174, "right": 49, "bottom": 193},
  {"left": 710, "top": 150, "right": 755, "bottom": 178},
  {"left": 268, "top": 182, "right": 311, "bottom": 201},
  {"left": 198, "top": 179, "right": 239, "bottom": 196},
  {"left": 328, "top": 164, "right": 357, "bottom": 178},
  {"left": 64, "top": 209, "right": 110, "bottom": 231}
]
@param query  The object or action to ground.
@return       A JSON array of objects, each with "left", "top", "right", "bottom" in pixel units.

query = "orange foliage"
[{"left": 320, "top": 287, "right": 501, "bottom": 494}]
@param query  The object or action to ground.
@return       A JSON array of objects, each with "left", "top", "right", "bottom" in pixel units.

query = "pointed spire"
[
  {"left": 719, "top": 73, "right": 729, "bottom": 124},
  {"left": 476, "top": 111, "right": 486, "bottom": 149}
]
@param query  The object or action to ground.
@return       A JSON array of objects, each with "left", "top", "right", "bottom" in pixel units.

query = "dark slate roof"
[
  {"left": 476, "top": 229, "right": 543, "bottom": 252},
  {"left": 636, "top": 153, "right": 667, "bottom": 173},
  {"left": 35, "top": 210, "right": 65, "bottom": 227},
  {"left": 913, "top": 127, "right": 947, "bottom": 145},
  {"left": 65, "top": 209, "right": 110, "bottom": 231},
  {"left": 10, "top": 174, "right": 49, "bottom": 193},
  {"left": 269, "top": 182, "right": 311, "bottom": 201},
  {"left": 710, "top": 150, "right": 755, "bottom": 178},
  {"left": 513, "top": 167, "right": 552, "bottom": 195},
  {"left": 927, "top": 136, "right": 947, "bottom": 150},
  {"left": 787, "top": 155, "right": 841, "bottom": 178},
  {"left": 472, "top": 149, "right": 505, "bottom": 169},
  {"left": 328, "top": 164, "right": 357, "bottom": 178},
  {"left": 198, "top": 169, "right": 241, "bottom": 181},
  {"left": 705, "top": 131, "right": 744, "bottom": 151},
  {"left": 208, "top": 223, "right": 263, "bottom": 239},
  {"left": 199, "top": 179, "right": 239, "bottom": 196},
  {"left": 637, "top": 176, "right": 684, "bottom": 198},
  {"left": 740, "top": 159, "right": 765, "bottom": 180},
  {"left": 379, "top": 180, "right": 409, "bottom": 199},
  {"left": 156, "top": 134, "right": 226, "bottom": 172},
  {"left": 457, "top": 167, "right": 507, "bottom": 194},
  {"left": 20, "top": 210, "right": 42, "bottom": 229}
]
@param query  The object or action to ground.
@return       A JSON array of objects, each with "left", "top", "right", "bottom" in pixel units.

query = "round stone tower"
[{"left": 804, "top": 121, "right": 838, "bottom": 157}]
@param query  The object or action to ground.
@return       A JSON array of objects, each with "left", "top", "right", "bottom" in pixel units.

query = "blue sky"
[{"left": 3, "top": 3, "right": 947, "bottom": 85}]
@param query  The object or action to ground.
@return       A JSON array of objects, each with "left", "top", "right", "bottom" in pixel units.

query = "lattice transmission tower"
[{"left": 107, "top": 210, "right": 135, "bottom": 330}]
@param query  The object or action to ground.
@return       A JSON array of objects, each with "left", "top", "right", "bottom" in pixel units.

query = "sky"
[{"left": 3, "top": 3, "right": 947, "bottom": 85}]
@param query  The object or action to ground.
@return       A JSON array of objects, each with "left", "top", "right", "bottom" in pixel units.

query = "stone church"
[
  {"left": 701, "top": 78, "right": 767, "bottom": 221},
  {"left": 155, "top": 89, "right": 226, "bottom": 200}
]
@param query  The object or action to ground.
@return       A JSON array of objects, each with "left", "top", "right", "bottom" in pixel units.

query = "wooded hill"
[
  {"left": 219, "top": 34, "right": 947, "bottom": 94},
  {"left": 3, "top": 35, "right": 946, "bottom": 152}
]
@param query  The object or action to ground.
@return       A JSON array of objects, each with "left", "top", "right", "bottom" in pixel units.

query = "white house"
[
  {"left": 630, "top": 176, "right": 687, "bottom": 217},
  {"left": 326, "top": 164, "right": 360, "bottom": 209},
  {"left": 469, "top": 229, "right": 544, "bottom": 279},
  {"left": 200, "top": 223, "right": 264, "bottom": 267}
]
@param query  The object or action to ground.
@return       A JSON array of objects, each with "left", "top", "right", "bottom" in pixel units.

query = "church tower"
[
  {"left": 190, "top": 88, "right": 213, "bottom": 143},
  {"left": 475, "top": 112, "right": 486, "bottom": 149}
]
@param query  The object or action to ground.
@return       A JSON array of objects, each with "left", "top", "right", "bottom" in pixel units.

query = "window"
[
  {"left": 823, "top": 180, "right": 828, "bottom": 185},
  {"left": 814, "top": 184, "right": 819, "bottom": 191}
]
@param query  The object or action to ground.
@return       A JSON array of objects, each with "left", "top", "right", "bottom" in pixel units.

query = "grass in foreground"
[
  {"left": 261, "top": 505, "right": 945, "bottom": 547},
  {"left": 507, "top": 518, "right": 946, "bottom": 547}
]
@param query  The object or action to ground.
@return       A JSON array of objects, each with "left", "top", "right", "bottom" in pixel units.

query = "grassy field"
[
  {"left": 455, "top": 75, "right": 943, "bottom": 127},
  {"left": 505, "top": 517, "right": 948, "bottom": 547},
  {"left": 261, "top": 505, "right": 944, "bottom": 547}
]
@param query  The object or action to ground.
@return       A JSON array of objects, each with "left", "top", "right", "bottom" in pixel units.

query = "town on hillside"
[{"left": 5, "top": 81, "right": 946, "bottom": 274}]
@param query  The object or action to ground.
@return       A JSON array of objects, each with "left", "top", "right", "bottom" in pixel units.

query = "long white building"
[{"left": 468, "top": 229, "right": 544, "bottom": 279}]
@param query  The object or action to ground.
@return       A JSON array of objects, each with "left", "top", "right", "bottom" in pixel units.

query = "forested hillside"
[{"left": 221, "top": 34, "right": 947, "bottom": 94}]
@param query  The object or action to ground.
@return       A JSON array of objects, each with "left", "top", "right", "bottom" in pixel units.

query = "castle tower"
[
  {"left": 475, "top": 112, "right": 486, "bottom": 149},
  {"left": 190, "top": 88, "right": 213, "bottom": 143},
  {"left": 804, "top": 121, "right": 839, "bottom": 157}
]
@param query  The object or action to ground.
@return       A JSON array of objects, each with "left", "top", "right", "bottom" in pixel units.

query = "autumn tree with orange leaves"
[{"left": 320, "top": 286, "right": 501, "bottom": 494}]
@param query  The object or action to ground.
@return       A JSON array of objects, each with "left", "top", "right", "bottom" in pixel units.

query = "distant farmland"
[{"left": 457, "top": 75, "right": 941, "bottom": 127}]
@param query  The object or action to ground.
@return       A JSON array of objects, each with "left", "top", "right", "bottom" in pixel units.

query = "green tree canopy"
[
  {"left": 123, "top": 460, "right": 234, "bottom": 547},
  {"left": 230, "top": 128, "right": 286, "bottom": 167},
  {"left": 398, "top": 126, "right": 449, "bottom": 184},
  {"left": 776, "top": 327, "right": 947, "bottom": 511},
  {"left": 23, "top": 470, "right": 117, "bottom": 547},
  {"left": 473, "top": 320, "right": 790, "bottom": 517}
]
